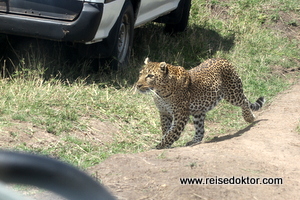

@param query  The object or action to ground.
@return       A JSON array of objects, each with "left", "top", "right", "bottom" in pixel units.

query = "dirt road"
[{"left": 89, "top": 82, "right": 300, "bottom": 200}]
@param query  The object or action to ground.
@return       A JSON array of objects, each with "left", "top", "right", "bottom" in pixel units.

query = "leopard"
[{"left": 136, "top": 58, "right": 265, "bottom": 149}]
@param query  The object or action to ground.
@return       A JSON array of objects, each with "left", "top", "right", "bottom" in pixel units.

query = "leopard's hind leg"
[
  {"left": 223, "top": 80, "right": 265, "bottom": 123},
  {"left": 242, "top": 96, "right": 265, "bottom": 122},
  {"left": 186, "top": 113, "right": 206, "bottom": 146},
  {"left": 239, "top": 97, "right": 265, "bottom": 123}
]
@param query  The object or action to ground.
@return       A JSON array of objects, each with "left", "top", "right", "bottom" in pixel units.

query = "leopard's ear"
[
  {"left": 144, "top": 57, "right": 150, "bottom": 65},
  {"left": 159, "top": 62, "right": 168, "bottom": 74}
]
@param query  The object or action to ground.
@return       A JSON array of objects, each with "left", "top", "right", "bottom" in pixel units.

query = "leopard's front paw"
[{"left": 156, "top": 143, "right": 170, "bottom": 149}]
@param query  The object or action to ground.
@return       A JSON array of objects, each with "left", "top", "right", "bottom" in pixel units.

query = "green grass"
[
  {"left": 0, "top": 77, "right": 160, "bottom": 167},
  {"left": 297, "top": 119, "right": 300, "bottom": 134},
  {"left": 0, "top": 0, "right": 299, "bottom": 168}
]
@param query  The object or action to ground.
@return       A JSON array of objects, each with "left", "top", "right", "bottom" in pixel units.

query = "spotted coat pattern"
[{"left": 136, "top": 58, "right": 265, "bottom": 149}]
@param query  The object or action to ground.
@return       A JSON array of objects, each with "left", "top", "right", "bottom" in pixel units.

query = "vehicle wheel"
[
  {"left": 164, "top": 0, "right": 191, "bottom": 34},
  {"left": 106, "top": 0, "right": 134, "bottom": 70}
]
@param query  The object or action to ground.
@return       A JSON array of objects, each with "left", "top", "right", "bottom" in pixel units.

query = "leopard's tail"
[{"left": 250, "top": 97, "right": 265, "bottom": 111}]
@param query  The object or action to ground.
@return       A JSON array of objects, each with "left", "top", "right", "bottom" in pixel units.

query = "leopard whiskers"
[{"left": 149, "top": 89, "right": 162, "bottom": 99}]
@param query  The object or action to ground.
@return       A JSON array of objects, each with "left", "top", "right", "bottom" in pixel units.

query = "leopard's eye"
[{"left": 146, "top": 74, "right": 154, "bottom": 78}]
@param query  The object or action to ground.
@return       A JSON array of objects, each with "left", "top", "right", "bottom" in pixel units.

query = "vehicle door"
[{"left": 135, "top": 0, "right": 180, "bottom": 27}]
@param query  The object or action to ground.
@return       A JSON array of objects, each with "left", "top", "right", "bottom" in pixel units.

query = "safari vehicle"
[{"left": 0, "top": 0, "right": 191, "bottom": 69}]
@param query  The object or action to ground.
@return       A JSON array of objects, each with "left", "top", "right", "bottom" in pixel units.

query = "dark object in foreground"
[{"left": 0, "top": 150, "right": 115, "bottom": 200}]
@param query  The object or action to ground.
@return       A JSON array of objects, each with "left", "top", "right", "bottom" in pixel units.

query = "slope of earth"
[{"left": 89, "top": 81, "right": 300, "bottom": 200}]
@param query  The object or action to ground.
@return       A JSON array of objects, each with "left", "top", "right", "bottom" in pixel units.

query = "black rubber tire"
[
  {"left": 164, "top": 0, "right": 191, "bottom": 34},
  {"left": 106, "top": 0, "right": 134, "bottom": 70}
]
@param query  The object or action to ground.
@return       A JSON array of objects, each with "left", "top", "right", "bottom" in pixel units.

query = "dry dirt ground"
[{"left": 88, "top": 81, "right": 300, "bottom": 200}]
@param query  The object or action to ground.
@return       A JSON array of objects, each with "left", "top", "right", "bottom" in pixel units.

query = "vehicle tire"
[
  {"left": 105, "top": 0, "right": 134, "bottom": 70},
  {"left": 164, "top": 0, "right": 191, "bottom": 34}
]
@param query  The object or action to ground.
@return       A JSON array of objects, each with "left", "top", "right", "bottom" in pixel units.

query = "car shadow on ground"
[
  {"left": 133, "top": 23, "right": 235, "bottom": 67},
  {"left": 0, "top": 23, "right": 235, "bottom": 82}
]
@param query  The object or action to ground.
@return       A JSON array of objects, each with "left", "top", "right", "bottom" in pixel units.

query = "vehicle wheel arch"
[
  {"left": 129, "top": 0, "right": 141, "bottom": 21},
  {"left": 101, "top": 0, "right": 135, "bottom": 69},
  {"left": 155, "top": 0, "right": 191, "bottom": 33}
]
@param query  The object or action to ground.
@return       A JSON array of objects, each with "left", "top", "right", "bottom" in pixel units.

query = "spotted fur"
[{"left": 136, "top": 58, "right": 265, "bottom": 149}]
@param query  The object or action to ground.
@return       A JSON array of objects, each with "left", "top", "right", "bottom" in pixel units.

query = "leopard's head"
[
  {"left": 136, "top": 58, "right": 169, "bottom": 93},
  {"left": 136, "top": 58, "right": 190, "bottom": 96}
]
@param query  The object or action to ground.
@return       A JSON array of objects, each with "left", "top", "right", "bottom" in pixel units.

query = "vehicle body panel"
[
  {"left": 135, "top": 0, "right": 180, "bottom": 27},
  {"left": 92, "top": 0, "right": 181, "bottom": 43},
  {"left": 0, "top": 2, "right": 103, "bottom": 42},
  {"left": 91, "top": 0, "right": 125, "bottom": 43},
  {"left": 0, "top": 0, "right": 84, "bottom": 21}
]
